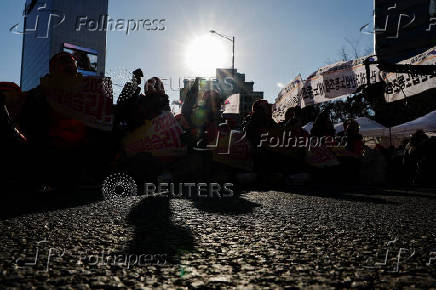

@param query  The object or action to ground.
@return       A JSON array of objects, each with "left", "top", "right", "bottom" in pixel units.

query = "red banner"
[
  {"left": 41, "top": 75, "right": 113, "bottom": 131},
  {"left": 122, "top": 111, "right": 187, "bottom": 158}
]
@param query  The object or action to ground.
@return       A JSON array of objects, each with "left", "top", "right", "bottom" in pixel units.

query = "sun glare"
[{"left": 185, "top": 34, "right": 229, "bottom": 77}]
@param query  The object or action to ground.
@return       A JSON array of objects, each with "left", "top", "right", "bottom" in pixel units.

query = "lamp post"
[{"left": 210, "top": 30, "right": 235, "bottom": 78}]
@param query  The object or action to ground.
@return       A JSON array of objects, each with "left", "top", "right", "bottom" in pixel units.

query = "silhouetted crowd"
[{"left": 2, "top": 51, "right": 436, "bottom": 195}]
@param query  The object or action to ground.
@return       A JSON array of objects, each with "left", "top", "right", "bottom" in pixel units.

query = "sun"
[{"left": 185, "top": 34, "right": 229, "bottom": 77}]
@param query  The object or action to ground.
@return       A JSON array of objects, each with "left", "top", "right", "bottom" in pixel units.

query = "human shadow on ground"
[
  {"left": 235, "top": 179, "right": 398, "bottom": 205},
  {"left": 190, "top": 192, "right": 261, "bottom": 215},
  {"left": 378, "top": 186, "right": 436, "bottom": 199},
  {"left": 125, "top": 196, "right": 194, "bottom": 265},
  {"left": 275, "top": 184, "right": 398, "bottom": 205}
]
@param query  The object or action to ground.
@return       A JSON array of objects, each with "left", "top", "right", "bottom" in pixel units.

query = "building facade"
[
  {"left": 179, "top": 68, "right": 264, "bottom": 117},
  {"left": 20, "top": 0, "right": 108, "bottom": 91}
]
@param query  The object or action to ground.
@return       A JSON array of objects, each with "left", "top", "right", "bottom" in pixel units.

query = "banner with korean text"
[
  {"left": 122, "top": 111, "right": 187, "bottom": 159},
  {"left": 273, "top": 74, "right": 303, "bottom": 121},
  {"left": 382, "top": 46, "right": 436, "bottom": 103},
  {"left": 41, "top": 75, "right": 113, "bottom": 131},
  {"left": 301, "top": 55, "right": 380, "bottom": 107}
]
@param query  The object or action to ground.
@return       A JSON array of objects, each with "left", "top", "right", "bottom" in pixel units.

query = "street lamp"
[{"left": 210, "top": 30, "right": 235, "bottom": 78}]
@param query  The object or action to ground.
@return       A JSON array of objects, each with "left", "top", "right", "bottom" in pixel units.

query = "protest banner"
[
  {"left": 305, "top": 146, "right": 340, "bottom": 168},
  {"left": 122, "top": 111, "right": 187, "bottom": 159},
  {"left": 283, "top": 47, "right": 435, "bottom": 108},
  {"left": 382, "top": 46, "right": 436, "bottom": 102},
  {"left": 273, "top": 75, "right": 303, "bottom": 122},
  {"left": 212, "top": 130, "right": 253, "bottom": 171},
  {"left": 300, "top": 55, "right": 380, "bottom": 107},
  {"left": 40, "top": 75, "right": 113, "bottom": 131},
  {"left": 223, "top": 94, "right": 240, "bottom": 114}
]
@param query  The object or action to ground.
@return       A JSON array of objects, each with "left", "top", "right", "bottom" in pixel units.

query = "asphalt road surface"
[{"left": 1, "top": 187, "right": 436, "bottom": 288}]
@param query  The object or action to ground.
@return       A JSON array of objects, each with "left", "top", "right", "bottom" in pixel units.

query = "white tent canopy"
[
  {"left": 391, "top": 110, "right": 436, "bottom": 137},
  {"left": 334, "top": 117, "right": 387, "bottom": 137}
]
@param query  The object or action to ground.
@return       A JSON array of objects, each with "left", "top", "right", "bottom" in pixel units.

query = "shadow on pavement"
[
  {"left": 281, "top": 185, "right": 398, "bottom": 205},
  {"left": 126, "top": 196, "right": 194, "bottom": 265},
  {"left": 0, "top": 188, "right": 102, "bottom": 220},
  {"left": 379, "top": 187, "right": 436, "bottom": 199},
  {"left": 191, "top": 192, "right": 261, "bottom": 215}
]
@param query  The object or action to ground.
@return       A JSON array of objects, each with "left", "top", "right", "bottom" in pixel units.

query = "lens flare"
[{"left": 185, "top": 34, "right": 229, "bottom": 77}]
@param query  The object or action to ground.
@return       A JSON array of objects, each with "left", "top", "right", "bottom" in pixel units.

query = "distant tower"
[
  {"left": 20, "top": 0, "right": 108, "bottom": 91},
  {"left": 430, "top": 0, "right": 436, "bottom": 16}
]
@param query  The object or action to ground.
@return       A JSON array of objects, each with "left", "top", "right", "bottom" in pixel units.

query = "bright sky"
[{"left": 0, "top": 0, "right": 374, "bottom": 103}]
